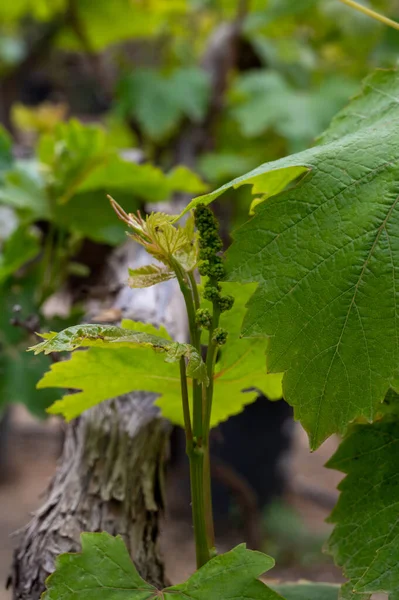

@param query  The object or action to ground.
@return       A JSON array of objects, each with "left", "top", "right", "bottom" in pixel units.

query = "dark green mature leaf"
[
  {"left": 43, "top": 532, "right": 280, "bottom": 600},
  {"left": 180, "top": 68, "right": 399, "bottom": 448},
  {"left": 30, "top": 321, "right": 207, "bottom": 383},
  {"left": 271, "top": 583, "right": 339, "bottom": 600},
  {"left": 326, "top": 419, "right": 399, "bottom": 600}
]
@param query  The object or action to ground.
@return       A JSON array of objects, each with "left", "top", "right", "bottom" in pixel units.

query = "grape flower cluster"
[{"left": 193, "top": 204, "right": 234, "bottom": 345}]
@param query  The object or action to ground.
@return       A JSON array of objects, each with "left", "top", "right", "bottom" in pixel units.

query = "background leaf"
[
  {"left": 0, "top": 225, "right": 41, "bottom": 284},
  {"left": 116, "top": 67, "right": 211, "bottom": 139}
]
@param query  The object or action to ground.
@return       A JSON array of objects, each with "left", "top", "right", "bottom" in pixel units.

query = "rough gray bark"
[{"left": 10, "top": 243, "right": 186, "bottom": 598}]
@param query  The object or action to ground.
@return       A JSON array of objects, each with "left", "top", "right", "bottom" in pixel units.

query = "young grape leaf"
[
  {"left": 37, "top": 323, "right": 181, "bottom": 420},
  {"left": 156, "top": 283, "right": 283, "bottom": 427},
  {"left": 128, "top": 264, "right": 175, "bottom": 288},
  {"left": 36, "top": 287, "right": 282, "bottom": 424},
  {"left": 181, "top": 68, "right": 399, "bottom": 448},
  {"left": 326, "top": 419, "right": 399, "bottom": 600},
  {"left": 43, "top": 532, "right": 281, "bottom": 600},
  {"left": 271, "top": 583, "right": 339, "bottom": 600},
  {"left": 30, "top": 321, "right": 207, "bottom": 384}
]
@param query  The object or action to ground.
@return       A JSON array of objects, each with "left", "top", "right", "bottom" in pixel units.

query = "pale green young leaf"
[
  {"left": 36, "top": 287, "right": 282, "bottom": 425},
  {"left": 128, "top": 264, "right": 175, "bottom": 288},
  {"left": 156, "top": 283, "right": 283, "bottom": 427},
  {"left": 43, "top": 533, "right": 281, "bottom": 600},
  {"left": 177, "top": 68, "right": 399, "bottom": 448},
  {"left": 176, "top": 162, "right": 308, "bottom": 219},
  {"left": 29, "top": 322, "right": 207, "bottom": 384},
  {"left": 38, "top": 346, "right": 181, "bottom": 421},
  {"left": 326, "top": 419, "right": 399, "bottom": 600},
  {"left": 271, "top": 583, "right": 339, "bottom": 600}
]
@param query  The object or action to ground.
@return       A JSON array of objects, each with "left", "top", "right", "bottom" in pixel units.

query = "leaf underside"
[
  {"left": 183, "top": 68, "right": 399, "bottom": 448},
  {"left": 326, "top": 418, "right": 399, "bottom": 600},
  {"left": 43, "top": 532, "right": 280, "bottom": 600}
]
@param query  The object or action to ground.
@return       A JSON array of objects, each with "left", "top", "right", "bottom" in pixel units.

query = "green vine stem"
[
  {"left": 179, "top": 356, "right": 210, "bottom": 568},
  {"left": 338, "top": 0, "right": 399, "bottom": 30},
  {"left": 174, "top": 261, "right": 215, "bottom": 567}
]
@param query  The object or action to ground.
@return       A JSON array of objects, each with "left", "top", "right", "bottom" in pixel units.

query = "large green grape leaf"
[
  {"left": 180, "top": 68, "right": 399, "bottom": 448},
  {"left": 35, "top": 286, "right": 282, "bottom": 424},
  {"left": 156, "top": 283, "right": 283, "bottom": 427},
  {"left": 43, "top": 532, "right": 281, "bottom": 600},
  {"left": 326, "top": 419, "right": 399, "bottom": 600}
]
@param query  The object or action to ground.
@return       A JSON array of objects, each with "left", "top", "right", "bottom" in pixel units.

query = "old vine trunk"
[{"left": 10, "top": 243, "right": 186, "bottom": 598}]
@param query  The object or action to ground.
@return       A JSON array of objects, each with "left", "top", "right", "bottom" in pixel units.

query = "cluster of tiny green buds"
[
  {"left": 196, "top": 308, "right": 212, "bottom": 330},
  {"left": 218, "top": 294, "right": 234, "bottom": 313},
  {"left": 194, "top": 204, "right": 235, "bottom": 314},
  {"left": 212, "top": 328, "right": 228, "bottom": 346},
  {"left": 203, "top": 284, "right": 221, "bottom": 302}
]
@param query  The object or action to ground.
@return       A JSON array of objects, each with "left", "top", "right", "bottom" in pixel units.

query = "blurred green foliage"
[{"left": 0, "top": 0, "right": 398, "bottom": 415}]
